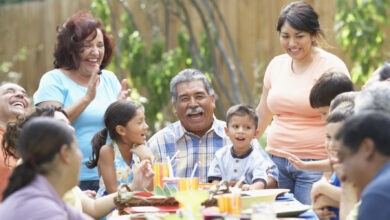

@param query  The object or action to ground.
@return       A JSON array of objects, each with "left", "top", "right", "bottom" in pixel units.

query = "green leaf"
[
  {"left": 163, "top": 185, "right": 172, "bottom": 197},
  {"left": 170, "top": 187, "right": 178, "bottom": 196},
  {"left": 153, "top": 185, "right": 165, "bottom": 196},
  {"left": 335, "top": 0, "right": 387, "bottom": 85}
]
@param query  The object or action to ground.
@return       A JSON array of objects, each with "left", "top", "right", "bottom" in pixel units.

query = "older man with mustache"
[
  {"left": 0, "top": 82, "right": 30, "bottom": 200},
  {"left": 148, "top": 69, "right": 278, "bottom": 187}
]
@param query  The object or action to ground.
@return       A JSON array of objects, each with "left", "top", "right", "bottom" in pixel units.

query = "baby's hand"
[
  {"left": 271, "top": 148, "right": 308, "bottom": 170},
  {"left": 314, "top": 207, "right": 336, "bottom": 220},
  {"left": 312, "top": 194, "right": 337, "bottom": 210},
  {"left": 287, "top": 154, "right": 308, "bottom": 170}
]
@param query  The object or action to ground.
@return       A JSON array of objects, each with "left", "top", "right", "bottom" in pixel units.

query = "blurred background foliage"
[
  {"left": 335, "top": 0, "right": 389, "bottom": 85},
  {"left": 0, "top": 0, "right": 38, "bottom": 5},
  {"left": 89, "top": 0, "right": 251, "bottom": 132},
  {"left": 1, "top": 0, "right": 389, "bottom": 133}
]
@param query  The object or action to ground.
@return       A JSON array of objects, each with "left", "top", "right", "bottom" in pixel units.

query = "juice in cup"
[
  {"left": 153, "top": 162, "right": 169, "bottom": 187},
  {"left": 178, "top": 177, "right": 199, "bottom": 191},
  {"left": 217, "top": 193, "right": 242, "bottom": 215}
]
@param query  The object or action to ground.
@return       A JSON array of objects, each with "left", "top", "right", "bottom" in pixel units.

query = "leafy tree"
[
  {"left": 90, "top": 0, "right": 250, "bottom": 131},
  {"left": 91, "top": 0, "right": 185, "bottom": 132},
  {"left": 335, "top": 0, "right": 389, "bottom": 85}
]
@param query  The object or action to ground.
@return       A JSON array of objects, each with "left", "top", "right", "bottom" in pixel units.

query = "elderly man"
[
  {"left": 148, "top": 69, "right": 278, "bottom": 187},
  {"left": 0, "top": 82, "right": 30, "bottom": 200},
  {"left": 332, "top": 81, "right": 390, "bottom": 219},
  {"left": 336, "top": 111, "right": 390, "bottom": 220},
  {"left": 363, "top": 62, "right": 390, "bottom": 88},
  {"left": 355, "top": 81, "right": 390, "bottom": 114}
]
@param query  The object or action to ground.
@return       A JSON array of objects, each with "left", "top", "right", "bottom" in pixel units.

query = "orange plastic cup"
[
  {"left": 217, "top": 193, "right": 241, "bottom": 215},
  {"left": 153, "top": 162, "right": 169, "bottom": 187},
  {"left": 178, "top": 177, "right": 199, "bottom": 191}
]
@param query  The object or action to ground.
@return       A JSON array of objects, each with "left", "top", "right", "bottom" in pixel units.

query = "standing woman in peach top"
[{"left": 256, "top": 1, "right": 349, "bottom": 204}]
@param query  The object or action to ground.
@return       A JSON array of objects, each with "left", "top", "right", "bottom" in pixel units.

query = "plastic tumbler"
[
  {"left": 153, "top": 162, "right": 169, "bottom": 187},
  {"left": 178, "top": 177, "right": 199, "bottom": 191}
]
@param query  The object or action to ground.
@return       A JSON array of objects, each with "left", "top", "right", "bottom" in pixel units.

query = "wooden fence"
[{"left": 0, "top": 0, "right": 381, "bottom": 101}]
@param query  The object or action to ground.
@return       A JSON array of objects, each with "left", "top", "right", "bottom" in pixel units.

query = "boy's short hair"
[
  {"left": 226, "top": 104, "right": 258, "bottom": 129},
  {"left": 329, "top": 91, "right": 358, "bottom": 112},
  {"left": 326, "top": 104, "right": 354, "bottom": 124},
  {"left": 310, "top": 72, "right": 354, "bottom": 108},
  {"left": 378, "top": 62, "right": 390, "bottom": 81}
]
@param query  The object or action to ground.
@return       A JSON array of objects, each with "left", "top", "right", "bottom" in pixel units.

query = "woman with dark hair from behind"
[
  {"left": 0, "top": 118, "right": 91, "bottom": 219},
  {"left": 1, "top": 106, "right": 120, "bottom": 219},
  {"left": 2, "top": 106, "right": 68, "bottom": 165}
]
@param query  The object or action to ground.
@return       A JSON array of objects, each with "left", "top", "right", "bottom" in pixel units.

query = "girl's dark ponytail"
[
  {"left": 3, "top": 162, "right": 37, "bottom": 200},
  {"left": 86, "top": 128, "right": 108, "bottom": 168}
]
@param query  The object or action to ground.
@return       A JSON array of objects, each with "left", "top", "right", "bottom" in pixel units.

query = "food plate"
[
  {"left": 124, "top": 205, "right": 179, "bottom": 214},
  {"left": 242, "top": 200, "right": 310, "bottom": 217},
  {"left": 108, "top": 210, "right": 169, "bottom": 220},
  {"left": 240, "top": 188, "right": 290, "bottom": 209},
  {"left": 273, "top": 201, "right": 311, "bottom": 217}
]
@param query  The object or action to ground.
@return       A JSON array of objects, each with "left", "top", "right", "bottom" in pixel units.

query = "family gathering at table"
[{"left": 1, "top": 1, "right": 390, "bottom": 219}]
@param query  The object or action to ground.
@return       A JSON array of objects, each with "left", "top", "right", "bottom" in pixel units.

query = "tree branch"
[
  {"left": 201, "top": 0, "right": 243, "bottom": 103},
  {"left": 108, "top": 0, "right": 124, "bottom": 79},
  {"left": 210, "top": 0, "right": 252, "bottom": 103},
  {"left": 189, "top": 0, "right": 236, "bottom": 106}
]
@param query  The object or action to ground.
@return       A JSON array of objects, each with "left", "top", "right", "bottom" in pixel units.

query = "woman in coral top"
[{"left": 256, "top": 1, "right": 349, "bottom": 205}]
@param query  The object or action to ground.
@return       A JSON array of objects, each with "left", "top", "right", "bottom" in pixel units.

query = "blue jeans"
[
  {"left": 79, "top": 180, "right": 99, "bottom": 192},
  {"left": 271, "top": 155, "right": 322, "bottom": 205}
]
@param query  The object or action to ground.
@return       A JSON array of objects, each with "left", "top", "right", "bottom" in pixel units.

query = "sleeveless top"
[{"left": 97, "top": 142, "right": 136, "bottom": 197}]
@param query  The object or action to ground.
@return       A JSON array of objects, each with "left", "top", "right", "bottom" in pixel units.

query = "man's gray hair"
[
  {"left": 170, "top": 68, "right": 214, "bottom": 103},
  {"left": 355, "top": 81, "right": 390, "bottom": 114}
]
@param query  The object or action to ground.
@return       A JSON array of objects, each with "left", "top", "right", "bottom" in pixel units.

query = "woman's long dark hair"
[
  {"left": 3, "top": 117, "right": 74, "bottom": 200},
  {"left": 86, "top": 100, "right": 141, "bottom": 168}
]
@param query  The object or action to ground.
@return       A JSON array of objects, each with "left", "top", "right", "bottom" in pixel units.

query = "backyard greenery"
[
  {"left": 1, "top": 0, "right": 389, "bottom": 130},
  {"left": 90, "top": 0, "right": 250, "bottom": 132},
  {"left": 335, "top": 0, "right": 389, "bottom": 84}
]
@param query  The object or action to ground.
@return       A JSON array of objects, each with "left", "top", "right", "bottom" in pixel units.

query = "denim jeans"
[
  {"left": 271, "top": 154, "right": 322, "bottom": 205},
  {"left": 79, "top": 180, "right": 100, "bottom": 192}
]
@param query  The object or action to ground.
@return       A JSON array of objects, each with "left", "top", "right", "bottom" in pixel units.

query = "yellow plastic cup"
[
  {"left": 153, "top": 162, "right": 169, "bottom": 187},
  {"left": 217, "top": 193, "right": 242, "bottom": 215},
  {"left": 178, "top": 177, "right": 199, "bottom": 191}
]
